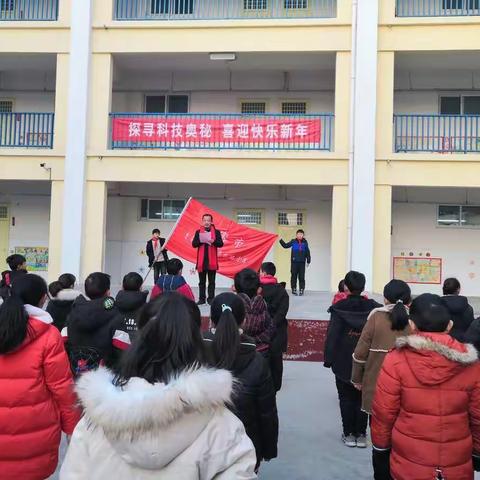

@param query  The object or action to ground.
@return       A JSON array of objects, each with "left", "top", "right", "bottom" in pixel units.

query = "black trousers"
[
  {"left": 269, "top": 352, "right": 284, "bottom": 392},
  {"left": 335, "top": 376, "right": 368, "bottom": 436},
  {"left": 153, "top": 261, "right": 167, "bottom": 284},
  {"left": 198, "top": 270, "right": 216, "bottom": 302},
  {"left": 291, "top": 262, "right": 306, "bottom": 291}
]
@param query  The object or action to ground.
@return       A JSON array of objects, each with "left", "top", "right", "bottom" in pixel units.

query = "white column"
[
  {"left": 349, "top": 0, "right": 379, "bottom": 292},
  {"left": 61, "top": 0, "right": 93, "bottom": 278}
]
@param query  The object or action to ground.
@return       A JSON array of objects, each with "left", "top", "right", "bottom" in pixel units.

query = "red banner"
[
  {"left": 112, "top": 116, "right": 321, "bottom": 145},
  {"left": 165, "top": 198, "right": 278, "bottom": 279}
]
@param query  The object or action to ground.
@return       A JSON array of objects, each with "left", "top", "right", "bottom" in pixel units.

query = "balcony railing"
[
  {"left": 0, "top": 0, "right": 58, "bottom": 21},
  {"left": 110, "top": 113, "right": 334, "bottom": 151},
  {"left": 114, "top": 0, "right": 337, "bottom": 21},
  {"left": 396, "top": 0, "right": 480, "bottom": 17},
  {"left": 394, "top": 114, "right": 480, "bottom": 153},
  {"left": 0, "top": 113, "right": 54, "bottom": 148}
]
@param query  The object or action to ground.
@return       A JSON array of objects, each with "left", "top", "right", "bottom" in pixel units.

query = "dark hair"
[
  {"left": 383, "top": 279, "right": 411, "bottom": 331},
  {"left": 296, "top": 229, "right": 305, "bottom": 235},
  {"left": 152, "top": 229, "right": 160, "bottom": 235},
  {"left": 344, "top": 271, "right": 366, "bottom": 295},
  {"left": 122, "top": 272, "right": 143, "bottom": 291},
  {"left": 260, "top": 262, "right": 276, "bottom": 276},
  {"left": 48, "top": 273, "right": 76, "bottom": 298},
  {"left": 202, "top": 213, "right": 213, "bottom": 221},
  {"left": 6, "top": 254, "right": 26, "bottom": 271},
  {"left": 409, "top": 293, "right": 451, "bottom": 333},
  {"left": 443, "top": 277, "right": 461, "bottom": 296},
  {"left": 234, "top": 268, "right": 260, "bottom": 299},
  {"left": 210, "top": 292, "right": 245, "bottom": 370},
  {"left": 338, "top": 279, "right": 345, "bottom": 293},
  {"left": 115, "top": 292, "right": 204, "bottom": 386},
  {"left": 0, "top": 274, "right": 47, "bottom": 354},
  {"left": 85, "top": 272, "right": 111, "bottom": 300},
  {"left": 167, "top": 258, "right": 183, "bottom": 276},
  {"left": 48, "top": 281, "right": 63, "bottom": 298}
]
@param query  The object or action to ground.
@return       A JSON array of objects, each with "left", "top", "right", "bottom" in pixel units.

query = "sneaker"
[
  {"left": 342, "top": 434, "right": 357, "bottom": 448},
  {"left": 356, "top": 435, "right": 368, "bottom": 448},
  {"left": 299, "top": 289, "right": 305, "bottom": 296},
  {"left": 196, "top": 300, "right": 206, "bottom": 306},
  {"left": 292, "top": 289, "right": 298, "bottom": 296}
]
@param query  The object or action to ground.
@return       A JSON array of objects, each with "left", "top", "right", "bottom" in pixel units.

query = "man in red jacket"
[{"left": 371, "top": 293, "right": 480, "bottom": 480}]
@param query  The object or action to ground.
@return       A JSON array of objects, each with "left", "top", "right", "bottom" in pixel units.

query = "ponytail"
[
  {"left": 383, "top": 279, "right": 411, "bottom": 332},
  {"left": 212, "top": 307, "right": 241, "bottom": 370},
  {"left": 0, "top": 296, "right": 29, "bottom": 354},
  {"left": 48, "top": 281, "right": 64, "bottom": 298},
  {"left": 390, "top": 301, "right": 409, "bottom": 331}
]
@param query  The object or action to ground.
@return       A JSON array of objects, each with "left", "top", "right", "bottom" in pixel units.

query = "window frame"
[
  {"left": 0, "top": 0, "right": 15, "bottom": 12},
  {"left": 239, "top": 99, "right": 268, "bottom": 115},
  {"left": 243, "top": 0, "right": 268, "bottom": 10},
  {"left": 139, "top": 198, "right": 187, "bottom": 222},
  {"left": 0, "top": 99, "right": 14, "bottom": 113},
  {"left": 281, "top": 100, "right": 308, "bottom": 115},
  {"left": 144, "top": 93, "right": 190, "bottom": 114},
  {"left": 437, "top": 204, "right": 480, "bottom": 229},
  {"left": 234, "top": 208, "right": 265, "bottom": 229},
  {"left": 438, "top": 93, "right": 480, "bottom": 115}
]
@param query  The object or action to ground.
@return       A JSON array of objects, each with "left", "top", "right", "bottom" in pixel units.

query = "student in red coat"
[
  {"left": 371, "top": 293, "right": 480, "bottom": 480},
  {"left": 0, "top": 274, "right": 80, "bottom": 480},
  {"left": 150, "top": 258, "right": 195, "bottom": 302}
]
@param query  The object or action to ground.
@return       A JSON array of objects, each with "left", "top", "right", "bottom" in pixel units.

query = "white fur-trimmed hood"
[
  {"left": 53, "top": 289, "right": 82, "bottom": 302},
  {"left": 76, "top": 366, "right": 233, "bottom": 434},
  {"left": 396, "top": 334, "right": 478, "bottom": 365}
]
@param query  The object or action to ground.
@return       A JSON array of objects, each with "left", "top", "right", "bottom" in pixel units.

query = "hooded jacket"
[
  {"left": 0, "top": 316, "right": 80, "bottom": 480},
  {"left": 239, "top": 293, "right": 274, "bottom": 353},
  {"left": 371, "top": 333, "right": 480, "bottom": 480},
  {"left": 279, "top": 238, "right": 311, "bottom": 264},
  {"left": 441, "top": 295, "right": 475, "bottom": 342},
  {"left": 324, "top": 295, "right": 382, "bottom": 382},
  {"left": 60, "top": 367, "right": 257, "bottom": 480},
  {"left": 203, "top": 333, "right": 279, "bottom": 464},
  {"left": 0, "top": 269, "right": 27, "bottom": 299},
  {"left": 113, "top": 290, "right": 148, "bottom": 341},
  {"left": 46, "top": 289, "right": 83, "bottom": 332},
  {"left": 150, "top": 275, "right": 195, "bottom": 302}
]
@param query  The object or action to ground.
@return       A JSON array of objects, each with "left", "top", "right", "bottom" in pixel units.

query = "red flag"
[{"left": 165, "top": 198, "right": 278, "bottom": 278}]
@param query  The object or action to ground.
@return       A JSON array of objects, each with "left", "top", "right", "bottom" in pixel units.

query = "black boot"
[
  {"left": 299, "top": 289, "right": 304, "bottom": 296},
  {"left": 292, "top": 289, "right": 298, "bottom": 296}
]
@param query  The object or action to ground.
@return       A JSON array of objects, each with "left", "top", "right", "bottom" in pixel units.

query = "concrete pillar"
[
  {"left": 334, "top": 51, "right": 351, "bottom": 157},
  {"left": 349, "top": 0, "right": 379, "bottom": 292},
  {"left": 331, "top": 185, "right": 349, "bottom": 291},
  {"left": 61, "top": 0, "right": 93, "bottom": 279},
  {"left": 81, "top": 181, "right": 107, "bottom": 278},
  {"left": 373, "top": 185, "right": 393, "bottom": 294},
  {"left": 48, "top": 180, "right": 64, "bottom": 282},
  {"left": 53, "top": 53, "right": 69, "bottom": 153},
  {"left": 376, "top": 52, "right": 395, "bottom": 160}
]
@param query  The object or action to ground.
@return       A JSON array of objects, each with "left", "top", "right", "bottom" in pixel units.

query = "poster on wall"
[
  {"left": 393, "top": 257, "right": 442, "bottom": 285},
  {"left": 14, "top": 247, "right": 49, "bottom": 272}
]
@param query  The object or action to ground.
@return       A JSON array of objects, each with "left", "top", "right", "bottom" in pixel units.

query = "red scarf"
[
  {"left": 152, "top": 237, "right": 159, "bottom": 249},
  {"left": 197, "top": 226, "right": 218, "bottom": 273},
  {"left": 260, "top": 274, "right": 278, "bottom": 285}
]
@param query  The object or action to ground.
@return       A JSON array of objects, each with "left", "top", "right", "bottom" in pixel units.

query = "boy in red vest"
[{"left": 192, "top": 213, "right": 224, "bottom": 305}]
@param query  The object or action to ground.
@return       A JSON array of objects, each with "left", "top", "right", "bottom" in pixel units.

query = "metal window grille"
[
  {"left": 278, "top": 212, "right": 303, "bottom": 226},
  {"left": 0, "top": 0, "right": 14, "bottom": 11},
  {"left": 0, "top": 100, "right": 13, "bottom": 113},
  {"left": 282, "top": 102, "right": 307, "bottom": 114},
  {"left": 244, "top": 0, "right": 268, "bottom": 9},
  {"left": 236, "top": 211, "right": 262, "bottom": 225},
  {"left": 241, "top": 102, "right": 266, "bottom": 114},
  {"left": 285, "top": 0, "right": 308, "bottom": 8},
  {"left": 0, "top": 206, "right": 8, "bottom": 219}
]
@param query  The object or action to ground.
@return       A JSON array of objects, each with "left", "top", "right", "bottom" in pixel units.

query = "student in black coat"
[
  {"left": 0, "top": 254, "right": 27, "bottom": 300},
  {"left": 46, "top": 273, "right": 82, "bottom": 331},
  {"left": 146, "top": 229, "right": 169, "bottom": 284},
  {"left": 324, "top": 270, "right": 381, "bottom": 447},
  {"left": 440, "top": 277, "right": 474, "bottom": 342},
  {"left": 204, "top": 292, "right": 278, "bottom": 472},
  {"left": 260, "top": 262, "right": 289, "bottom": 392}
]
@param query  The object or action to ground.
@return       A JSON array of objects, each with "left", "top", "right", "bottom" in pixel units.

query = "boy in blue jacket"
[{"left": 279, "top": 229, "right": 311, "bottom": 296}]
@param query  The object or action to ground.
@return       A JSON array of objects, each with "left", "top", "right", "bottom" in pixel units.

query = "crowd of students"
[{"left": 2, "top": 250, "right": 480, "bottom": 479}]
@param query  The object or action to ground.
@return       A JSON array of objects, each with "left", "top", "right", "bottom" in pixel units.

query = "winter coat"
[
  {"left": 371, "top": 333, "right": 480, "bottom": 480},
  {"left": 261, "top": 276, "right": 290, "bottom": 354},
  {"left": 60, "top": 367, "right": 257, "bottom": 480},
  {"left": 0, "top": 269, "right": 27, "bottom": 299},
  {"left": 192, "top": 227, "right": 224, "bottom": 272},
  {"left": 146, "top": 237, "right": 168, "bottom": 267},
  {"left": 46, "top": 289, "right": 83, "bottom": 332},
  {"left": 0, "top": 314, "right": 80, "bottom": 480},
  {"left": 441, "top": 295, "right": 475, "bottom": 342},
  {"left": 279, "top": 238, "right": 311, "bottom": 264},
  {"left": 113, "top": 290, "right": 148, "bottom": 341},
  {"left": 465, "top": 317, "right": 480, "bottom": 352},
  {"left": 324, "top": 295, "right": 381, "bottom": 382},
  {"left": 204, "top": 332, "right": 279, "bottom": 464},
  {"left": 150, "top": 274, "right": 195, "bottom": 302},
  {"left": 239, "top": 293, "right": 275, "bottom": 353},
  {"left": 351, "top": 305, "right": 411, "bottom": 414},
  {"left": 64, "top": 295, "right": 130, "bottom": 373}
]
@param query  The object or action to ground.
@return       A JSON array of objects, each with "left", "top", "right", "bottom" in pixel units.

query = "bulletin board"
[
  {"left": 393, "top": 257, "right": 442, "bottom": 285},
  {"left": 14, "top": 247, "right": 49, "bottom": 271}
]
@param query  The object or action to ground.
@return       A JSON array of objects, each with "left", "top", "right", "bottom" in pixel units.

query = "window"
[
  {"left": 145, "top": 95, "right": 189, "bottom": 113},
  {"left": 140, "top": 199, "right": 186, "bottom": 221},
  {"left": 440, "top": 96, "right": 480, "bottom": 115},
  {"left": 0, "top": 206, "right": 7, "bottom": 219},
  {"left": 443, "top": 0, "right": 479, "bottom": 9},
  {"left": 244, "top": 0, "right": 268, "bottom": 9},
  {"left": 437, "top": 205, "right": 480, "bottom": 228},
  {"left": 0, "top": 100, "right": 13, "bottom": 113},
  {"left": 241, "top": 102, "right": 266, "bottom": 114},
  {"left": 151, "top": 0, "right": 194, "bottom": 15},
  {"left": 0, "top": 0, "right": 14, "bottom": 11},
  {"left": 236, "top": 210, "right": 262, "bottom": 225},
  {"left": 278, "top": 212, "right": 303, "bottom": 226},
  {"left": 463, "top": 96, "right": 480, "bottom": 115},
  {"left": 282, "top": 101, "right": 307, "bottom": 114},
  {"left": 284, "top": 0, "right": 308, "bottom": 8}
]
